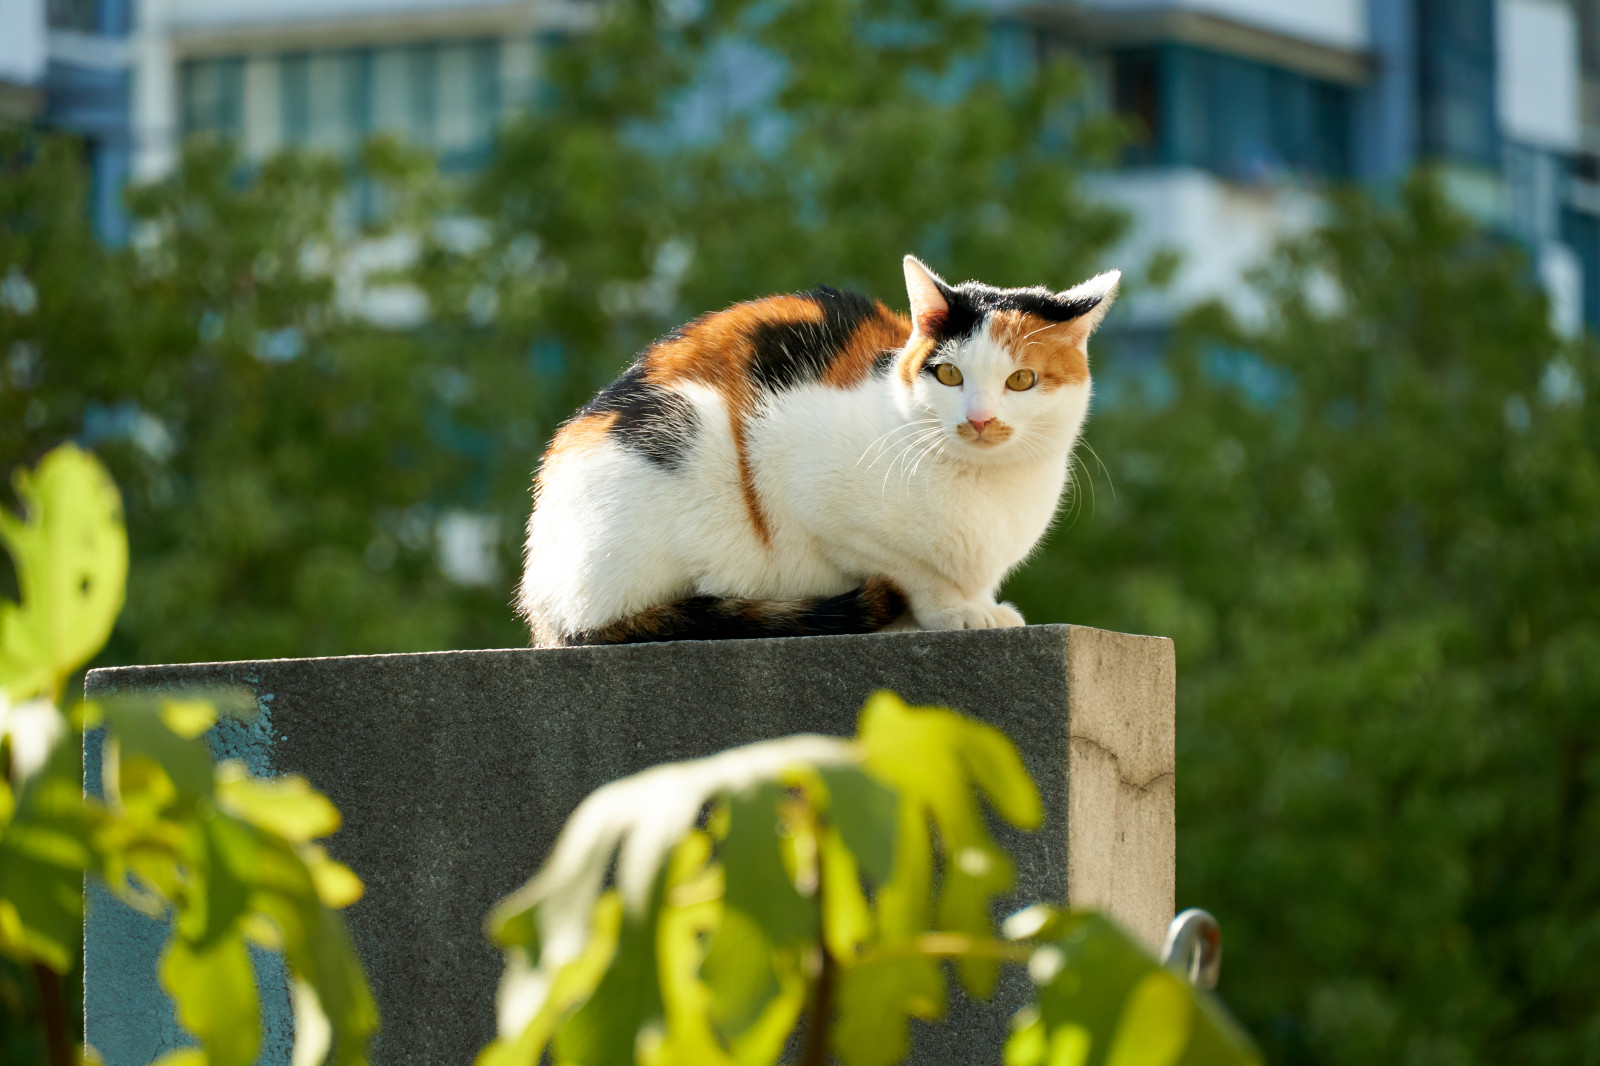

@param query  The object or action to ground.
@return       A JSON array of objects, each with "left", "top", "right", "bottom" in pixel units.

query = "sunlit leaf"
[
  {"left": 148, "top": 1050, "right": 207, "bottom": 1066},
  {"left": 818, "top": 829, "right": 872, "bottom": 964},
  {"left": 176, "top": 811, "right": 253, "bottom": 949},
  {"left": 100, "top": 695, "right": 214, "bottom": 801},
  {"left": 483, "top": 891, "right": 624, "bottom": 1066},
  {"left": 0, "top": 443, "right": 126, "bottom": 702},
  {"left": 161, "top": 699, "right": 219, "bottom": 740},
  {"left": 818, "top": 766, "right": 897, "bottom": 885},
  {"left": 833, "top": 955, "right": 945, "bottom": 1066},
  {"left": 701, "top": 907, "right": 781, "bottom": 1040},
  {"left": 161, "top": 935, "right": 262, "bottom": 1066},
  {"left": 1022, "top": 912, "right": 1261, "bottom": 1066},
  {"left": 487, "top": 733, "right": 852, "bottom": 1005},
  {"left": 721, "top": 782, "right": 816, "bottom": 948},
  {"left": 1104, "top": 972, "right": 1190, "bottom": 1066},
  {"left": 216, "top": 762, "right": 341, "bottom": 841},
  {"left": 556, "top": 868, "right": 668, "bottom": 1066},
  {"left": 858, "top": 691, "right": 1039, "bottom": 996},
  {"left": 305, "top": 847, "right": 365, "bottom": 909}
]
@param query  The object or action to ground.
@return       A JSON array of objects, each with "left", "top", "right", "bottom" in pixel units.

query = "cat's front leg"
[{"left": 899, "top": 580, "right": 1025, "bottom": 632}]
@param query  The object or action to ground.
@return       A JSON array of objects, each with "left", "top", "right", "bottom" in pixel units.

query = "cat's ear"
[
  {"left": 1058, "top": 269, "right": 1121, "bottom": 337},
  {"left": 903, "top": 255, "right": 950, "bottom": 334}
]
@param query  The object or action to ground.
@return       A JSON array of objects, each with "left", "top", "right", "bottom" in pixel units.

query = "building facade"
[
  {"left": 7, "top": 0, "right": 1600, "bottom": 333},
  {"left": 1048, "top": 0, "right": 1595, "bottom": 336}
]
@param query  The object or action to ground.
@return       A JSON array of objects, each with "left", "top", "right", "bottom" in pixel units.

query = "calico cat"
[{"left": 518, "top": 255, "right": 1118, "bottom": 647}]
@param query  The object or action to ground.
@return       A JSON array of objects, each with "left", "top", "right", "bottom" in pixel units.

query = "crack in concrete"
[{"left": 1068, "top": 734, "right": 1175, "bottom": 794}]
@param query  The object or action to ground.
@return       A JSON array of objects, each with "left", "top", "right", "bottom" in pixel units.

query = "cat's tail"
[{"left": 555, "top": 578, "right": 908, "bottom": 647}]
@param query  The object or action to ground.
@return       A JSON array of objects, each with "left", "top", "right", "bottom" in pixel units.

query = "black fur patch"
[
  {"left": 930, "top": 280, "right": 1104, "bottom": 341},
  {"left": 747, "top": 287, "right": 881, "bottom": 392},
  {"left": 582, "top": 362, "right": 699, "bottom": 469},
  {"left": 565, "top": 579, "right": 908, "bottom": 646}
]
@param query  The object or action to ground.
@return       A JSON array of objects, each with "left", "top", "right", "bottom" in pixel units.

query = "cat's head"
[{"left": 895, "top": 256, "right": 1118, "bottom": 463}]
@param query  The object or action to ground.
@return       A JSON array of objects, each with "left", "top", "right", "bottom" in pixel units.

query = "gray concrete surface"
[{"left": 84, "top": 624, "right": 1174, "bottom": 1065}]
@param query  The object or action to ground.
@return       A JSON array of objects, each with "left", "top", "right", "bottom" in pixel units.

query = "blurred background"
[{"left": 1, "top": 0, "right": 1597, "bottom": 1063}]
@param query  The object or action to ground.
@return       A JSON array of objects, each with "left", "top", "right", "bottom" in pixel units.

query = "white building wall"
[
  {"left": 165, "top": 0, "right": 525, "bottom": 30},
  {"left": 1082, "top": 0, "right": 1368, "bottom": 52},
  {"left": 1091, "top": 169, "right": 1324, "bottom": 329},
  {"left": 0, "top": 0, "right": 47, "bottom": 86},
  {"left": 1497, "top": 0, "right": 1580, "bottom": 152}
]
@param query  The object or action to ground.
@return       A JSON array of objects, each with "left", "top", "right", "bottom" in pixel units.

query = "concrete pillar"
[{"left": 85, "top": 625, "right": 1175, "bottom": 1065}]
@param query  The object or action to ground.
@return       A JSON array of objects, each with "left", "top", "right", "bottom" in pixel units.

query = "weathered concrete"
[{"left": 84, "top": 624, "right": 1174, "bottom": 1066}]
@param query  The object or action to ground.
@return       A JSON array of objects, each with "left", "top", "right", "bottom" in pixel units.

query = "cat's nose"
[{"left": 968, "top": 416, "right": 993, "bottom": 435}]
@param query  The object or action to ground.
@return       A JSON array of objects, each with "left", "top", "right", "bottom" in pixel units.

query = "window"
[
  {"left": 179, "top": 39, "right": 503, "bottom": 171},
  {"left": 1417, "top": 0, "right": 1498, "bottom": 166},
  {"left": 48, "top": 0, "right": 97, "bottom": 32},
  {"left": 1111, "top": 45, "right": 1352, "bottom": 182},
  {"left": 180, "top": 57, "right": 245, "bottom": 140}
]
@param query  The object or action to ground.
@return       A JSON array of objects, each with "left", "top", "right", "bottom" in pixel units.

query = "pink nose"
[{"left": 968, "top": 416, "right": 992, "bottom": 435}]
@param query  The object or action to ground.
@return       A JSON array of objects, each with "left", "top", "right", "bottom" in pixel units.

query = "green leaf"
[
  {"left": 720, "top": 783, "right": 816, "bottom": 948},
  {"left": 1104, "top": 972, "right": 1191, "bottom": 1066},
  {"left": 700, "top": 906, "right": 781, "bottom": 1040},
  {"left": 818, "top": 766, "right": 898, "bottom": 885},
  {"left": 161, "top": 934, "right": 262, "bottom": 1066},
  {"left": 833, "top": 955, "right": 945, "bottom": 1066},
  {"left": 0, "top": 728, "right": 96, "bottom": 969},
  {"left": 1023, "top": 913, "right": 1261, "bottom": 1066},
  {"left": 0, "top": 443, "right": 127, "bottom": 702},
  {"left": 555, "top": 872, "right": 666, "bottom": 1066},
  {"left": 857, "top": 691, "right": 1039, "bottom": 997},
  {"left": 216, "top": 763, "right": 342, "bottom": 842},
  {"left": 177, "top": 810, "right": 254, "bottom": 950},
  {"left": 99, "top": 695, "right": 216, "bottom": 801}
]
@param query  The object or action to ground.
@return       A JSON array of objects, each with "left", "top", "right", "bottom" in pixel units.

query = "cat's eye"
[
  {"left": 1006, "top": 368, "right": 1037, "bottom": 392},
  {"left": 933, "top": 363, "right": 963, "bottom": 387}
]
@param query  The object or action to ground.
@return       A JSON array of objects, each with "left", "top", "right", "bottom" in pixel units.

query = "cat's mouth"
[{"left": 955, "top": 419, "right": 1015, "bottom": 447}]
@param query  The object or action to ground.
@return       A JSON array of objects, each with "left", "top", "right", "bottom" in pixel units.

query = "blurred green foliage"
[
  {"left": 481, "top": 690, "right": 1258, "bottom": 1066},
  {"left": 0, "top": 0, "right": 1594, "bottom": 1059},
  {"left": 1005, "top": 178, "right": 1600, "bottom": 1064},
  {"left": 0, "top": 444, "right": 376, "bottom": 1064}
]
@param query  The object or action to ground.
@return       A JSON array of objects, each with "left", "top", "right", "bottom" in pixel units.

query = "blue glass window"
[
  {"left": 180, "top": 57, "right": 245, "bottom": 139},
  {"left": 1112, "top": 45, "right": 1352, "bottom": 182},
  {"left": 1417, "top": 0, "right": 1498, "bottom": 167}
]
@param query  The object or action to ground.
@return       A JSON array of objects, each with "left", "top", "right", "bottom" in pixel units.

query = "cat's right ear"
[{"left": 903, "top": 255, "right": 949, "bottom": 335}]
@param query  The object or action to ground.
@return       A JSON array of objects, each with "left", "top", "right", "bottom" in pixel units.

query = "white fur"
[{"left": 519, "top": 261, "right": 1119, "bottom": 642}]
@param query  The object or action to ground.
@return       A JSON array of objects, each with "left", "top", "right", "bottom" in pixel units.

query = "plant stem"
[
  {"left": 32, "top": 963, "right": 72, "bottom": 1066},
  {"left": 801, "top": 945, "right": 836, "bottom": 1066}
]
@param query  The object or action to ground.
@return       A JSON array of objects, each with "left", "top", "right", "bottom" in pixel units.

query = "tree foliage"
[{"left": 1006, "top": 177, "right": 1600, "bottom": 1064}]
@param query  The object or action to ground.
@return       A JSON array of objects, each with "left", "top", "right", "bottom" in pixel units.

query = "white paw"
[{"left": 918, "top": 600, "right": 1026, "bottom": 631}]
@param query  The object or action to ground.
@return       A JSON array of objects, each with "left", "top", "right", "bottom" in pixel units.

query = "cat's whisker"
[
  {"left": 879, "top": 428, "right": 946, "bottom": 495},
  {"left": 1079, "top": 440, "right": 1118, "bottom": 501},
  {"left": 856, "top": 419, "right": 940, "bottom": 469},
  {"left": 905, "top": 431, "right": 951, "bottom": 485}
]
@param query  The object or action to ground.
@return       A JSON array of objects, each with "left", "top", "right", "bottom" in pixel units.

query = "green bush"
[{"left": 0, "top": 444, "right": 377, "bottom": 1064}]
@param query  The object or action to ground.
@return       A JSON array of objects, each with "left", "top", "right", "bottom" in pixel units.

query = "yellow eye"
[
  {"left": 933, "top": 363, "right": 963, "bottom": 386},
  {"left": 1006, "top": 368, "right": 1037, "bottom": 391}
]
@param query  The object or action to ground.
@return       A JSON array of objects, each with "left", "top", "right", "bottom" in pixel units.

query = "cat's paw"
[{"left": 918, "top": 600, "right": 1026, "bottom": 631}]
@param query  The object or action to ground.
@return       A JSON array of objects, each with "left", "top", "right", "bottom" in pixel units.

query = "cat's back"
[{"left": 540, "top": 286, "right": 910, "bottom": 474}]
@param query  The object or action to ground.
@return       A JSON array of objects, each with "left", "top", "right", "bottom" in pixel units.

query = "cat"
[{"left": 517, "top": 255, "right": 1118, "bottom": 647}]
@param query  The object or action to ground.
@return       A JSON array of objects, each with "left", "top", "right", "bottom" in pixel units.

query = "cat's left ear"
[
  {"left": 903, "top": 255, "right": 950, "bottom": 335},
  {"left": 1058, "top": 270, "right": 1122, "bottom": 337}
]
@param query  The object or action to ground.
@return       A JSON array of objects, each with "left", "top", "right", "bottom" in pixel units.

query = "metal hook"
[{"left": 1161, "top": 908, "right": 1221, "bottom": 990}]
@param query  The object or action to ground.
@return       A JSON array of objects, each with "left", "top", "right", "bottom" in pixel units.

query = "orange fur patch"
[
  {"left": 548, "top": 411, "right": 620, "bottom": 457},
  {"left": 988, "top": 311, "right": 1090, "bottom": 390},
  {"left": 822, "top": 310, "right": 912, "bottom": 388},
  {"left": 896, "top": 334, "right": 938, "bottom": 386}
]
